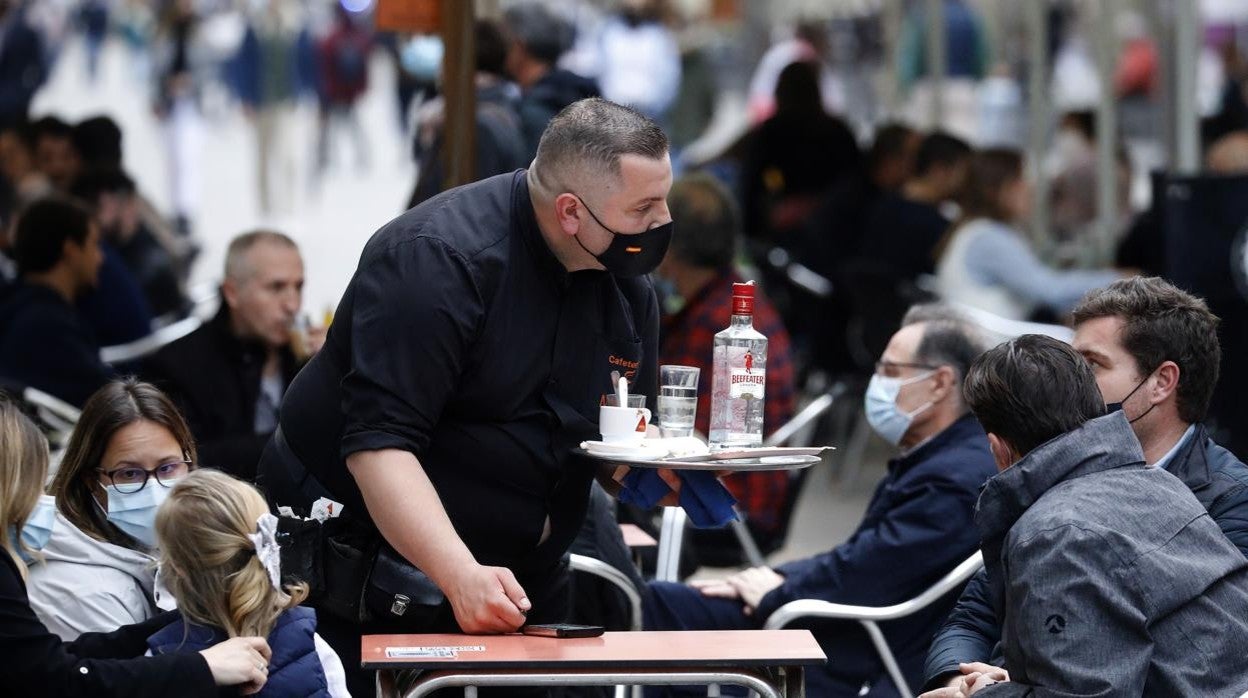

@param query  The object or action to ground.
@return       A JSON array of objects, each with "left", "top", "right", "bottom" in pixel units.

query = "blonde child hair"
[
  {"left": 155, "top": 469, "right": 307, "bottom": 638},
  {"left": 0, "top": 397, "right": 49, "bottom": 580}
]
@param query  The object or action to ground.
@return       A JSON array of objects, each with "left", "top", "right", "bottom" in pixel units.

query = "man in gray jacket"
[
  {"left": 923, "top": 277, "right": 1248, "bottom": 694},
  {"left": 955, "top": 334, "right": 1248, "bottom": 696}
]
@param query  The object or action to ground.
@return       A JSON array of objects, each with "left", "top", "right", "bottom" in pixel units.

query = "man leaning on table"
[
  {"left": 644, "top": 305, "right": 997, "bottom": 697},
  {"left": 259, "top": 98, "right": 674, "bottom": 697}
]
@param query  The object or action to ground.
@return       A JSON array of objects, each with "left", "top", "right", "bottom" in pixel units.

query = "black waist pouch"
[
  {"left": 276, "top": 511, "right": 446, "bottom": 625},
  {"left": 361, "top": 544, "right": 448, "bottom": 626}
]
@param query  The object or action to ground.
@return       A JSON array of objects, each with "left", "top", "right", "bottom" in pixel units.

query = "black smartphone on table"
[{"left": 520, "top": 623, "right": 605, "bottom": 638}]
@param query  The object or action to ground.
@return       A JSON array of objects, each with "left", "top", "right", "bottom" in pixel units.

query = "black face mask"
[
  {"left": 573, "top": 196, "right": 673, "bottom": 278},
  {"left": 1106, "top": 373, "right": 1156, "bottom": 425}
]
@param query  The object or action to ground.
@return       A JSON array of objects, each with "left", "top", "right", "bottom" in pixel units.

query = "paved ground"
[{"left": 33, "top": 35, "right": 887, "bottom": 574}]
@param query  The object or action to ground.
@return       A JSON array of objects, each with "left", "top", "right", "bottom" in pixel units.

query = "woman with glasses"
[
  {"left": 27, "top": 378, "right": 199, "bottom": 640},
  {"left": 0, "top": 393, "right": 272, "bottom": 696}
]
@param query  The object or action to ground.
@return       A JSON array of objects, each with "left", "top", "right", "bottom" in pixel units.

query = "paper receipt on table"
[{"left": 384, "top": 645, "right": 486, "bottom": 659}]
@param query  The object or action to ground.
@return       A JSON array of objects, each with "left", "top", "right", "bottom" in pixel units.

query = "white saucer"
[{"left": 580, "top": 440, "right": 670, "bottom": 460}]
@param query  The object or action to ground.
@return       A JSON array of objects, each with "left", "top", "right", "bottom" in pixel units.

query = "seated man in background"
[
  {"left": 922, "top": 276, "right": 1248, "bottom": 695},
  {"left": 858, "top": 131, "right": 971, "bottom": 282},
  {"left": 72, "top": 168, "right": 187, "bottom": 319},
  {"left": 953, "top": 335, "right": 1248, "bottom": 696},
  {"left": 30, "top": 115, "right": 81, "bottom": 192},
  {"left": 143, "top": 231, "right": 323, "bottom": 479},
  {"left": 0, "top": 197, "right": 112, "bottom": 406},
  {"left": 645, "top": 306, "right": 995, "bottom": 697},
  {"left": 654, "top": 172, "right": 796, "bottom": 561}
]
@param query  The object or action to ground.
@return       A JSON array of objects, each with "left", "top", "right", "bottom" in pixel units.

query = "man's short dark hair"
[
  {"left": 11, "top": 197, "right": 93, "bottom": 275},
  {"left": 534, "top": 98, "right": 668, "bottom": 184},
  {"left": 70, "top": 167, "right": 136, "bottom": 206},
  {"left": 503, "top": 3, "right": 573, "bottom": 66},
  {"left": 30, "top": 115, "right": 73, "bottom": 143},
  {"left": 666, "top": 173, "right": 738, "bottom": 270},
  {"left": 475, "top": 19, "right": 509, "bottom": 78},
  {"left": 1072, "top": 277, "right": 1221, "bottom": 423},
  {"left": 964, "top": 334, "right": 1108, "bottom": 457},
  {"left": 914, "top": 131, "right": 971, "bottom": 177},
  {"left": 72, "top": 115, "right": 123, "bottom": 168},
  {"left": 867, "top": 122, "right": 916, "bottom": 173}
]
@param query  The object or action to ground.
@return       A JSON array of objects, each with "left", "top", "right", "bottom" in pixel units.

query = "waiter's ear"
[{"left": 555, "top": 192, "right": 583, "bottom": 238}]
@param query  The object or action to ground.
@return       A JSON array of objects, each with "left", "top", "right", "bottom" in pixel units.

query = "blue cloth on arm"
[{"left": 617, "top": 469, "right": 738, "bottom": 528}]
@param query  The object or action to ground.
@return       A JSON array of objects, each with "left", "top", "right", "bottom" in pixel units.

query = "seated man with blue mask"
[{"left": 643, "top": 305, "right": 997, "bottom": 697}]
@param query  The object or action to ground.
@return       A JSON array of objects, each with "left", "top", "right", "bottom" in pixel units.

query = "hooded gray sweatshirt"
[
  {"left": 25, "top": 512, "right": 175, "bottom": 641},
  {"left": 976, "top": 412, "right": 1248, "bottom": 697}
]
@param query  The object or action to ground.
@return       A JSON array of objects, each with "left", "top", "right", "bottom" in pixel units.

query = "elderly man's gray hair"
[
  {"left": 902, "top": 304, "right": 987, "bottom": 394},
  {"left": 503, "top": 3, "right": 573, "bottom": 65},
  {"left": 224, "top": 230, "right": 298, "bottom": 282}
]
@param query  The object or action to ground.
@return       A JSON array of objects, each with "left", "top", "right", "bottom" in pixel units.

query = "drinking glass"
[{"left": 658, "top": 365, "right": 700, "bottom": 438}]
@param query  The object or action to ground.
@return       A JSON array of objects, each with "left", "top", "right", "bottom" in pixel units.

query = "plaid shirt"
[{"left": 660, "top": 270, "right": 797, "bottom": 533}]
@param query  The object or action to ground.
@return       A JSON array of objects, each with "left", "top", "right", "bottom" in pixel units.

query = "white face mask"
[{"left": 863, "top": 370, "right": 936, "bottom": 446}]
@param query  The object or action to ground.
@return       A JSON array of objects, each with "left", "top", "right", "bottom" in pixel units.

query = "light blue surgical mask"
[
  {"left": 864, "top": 370, "right": 936, "bottom": 446},
  {"left": 8, "top": 495, "right": 57, "bottom": 563},
  {"left": 100, "top": 480, "right": 179, "bottom": 548}
]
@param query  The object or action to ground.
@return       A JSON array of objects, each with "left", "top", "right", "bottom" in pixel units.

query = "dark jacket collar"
[
  {"left": 890, "top": 413, "right": 985, "bottom": 477},
  {"left": 1163, "top": 422, "right": 1212, "bottom": 492},
  {"left": 206, "top": 304, "right": 300, "bottom": 381},
  {"left": 975, "top": 411, "right": 1145, "bottom": 543}
]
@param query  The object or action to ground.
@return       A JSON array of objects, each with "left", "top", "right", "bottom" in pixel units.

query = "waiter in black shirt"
[{"left": 259, "top": 98, "right": 673, "bottom": 693}]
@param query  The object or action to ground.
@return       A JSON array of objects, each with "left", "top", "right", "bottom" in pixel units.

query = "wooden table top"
[{"left": 361, "top": 629, "right": 827, "bottom": 671}]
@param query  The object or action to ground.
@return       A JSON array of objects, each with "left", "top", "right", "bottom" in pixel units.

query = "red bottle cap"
[{"left": 732, "top": 281, "right": 756, "bottom": 315}]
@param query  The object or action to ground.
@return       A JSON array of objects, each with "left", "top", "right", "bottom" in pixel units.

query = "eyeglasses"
[
  {"left": 97, "top": 460, "right": 192, "bottom": 494},
  {"left": 875, "top": 360, "right": 940, "bottom": 376}
]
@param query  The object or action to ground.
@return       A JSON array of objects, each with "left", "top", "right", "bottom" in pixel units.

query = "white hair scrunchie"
[{"left": 247, "top": 512, "right": 282, "bottom": 590}]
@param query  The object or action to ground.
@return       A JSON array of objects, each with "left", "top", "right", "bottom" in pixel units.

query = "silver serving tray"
[{"left": 574, "top": 446, "right": 829, "bottom": 471}]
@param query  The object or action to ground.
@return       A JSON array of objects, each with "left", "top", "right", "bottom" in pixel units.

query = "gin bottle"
[{"left": 709, "top": 281, "right": 767, "bottom": 448}]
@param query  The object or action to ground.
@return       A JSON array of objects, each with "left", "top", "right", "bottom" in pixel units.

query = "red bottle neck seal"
[{"left": 731, "top": 281, "right": 755, "bottom": 316}]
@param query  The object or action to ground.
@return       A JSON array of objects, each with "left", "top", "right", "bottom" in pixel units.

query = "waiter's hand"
[{"left": 446, "top": 563, "right": 531, "bottom": 633}]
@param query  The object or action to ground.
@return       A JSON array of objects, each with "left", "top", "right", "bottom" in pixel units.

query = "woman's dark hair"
[
  {"left": 774, "top": 61, "right": 823, "bottom": 116},
  {"left": 49, "top": 379, "right": 197, "bottom": 550},
  {"left": 959, "top": 148, "right": 1023, "bottom": 222}
]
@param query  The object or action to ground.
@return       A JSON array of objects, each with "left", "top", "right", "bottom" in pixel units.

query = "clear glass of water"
[{"left": 658, "top": 365, "right": 700, "bottom": 438}]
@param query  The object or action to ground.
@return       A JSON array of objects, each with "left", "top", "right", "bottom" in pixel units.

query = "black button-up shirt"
[{"left": 279, "top": 171, "right": 658, "bottom": 575}]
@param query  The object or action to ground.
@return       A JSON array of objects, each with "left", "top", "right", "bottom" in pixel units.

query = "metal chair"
[
  {"left": 100, "top": 314, "right": 203, "bottom": 365},
  {"left": 567, "top": 554, "right": 647, "bottom": 698},
  {"left": 763, "top": 551, "right": 985, "bottom": 698},
  {"left": 22, "top": 386, "right": 81, "bottom": 433}
]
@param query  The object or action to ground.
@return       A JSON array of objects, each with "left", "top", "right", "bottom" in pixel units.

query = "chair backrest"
[
  {"left": 100, "top": 314, "right": 202, "bottom": 365},
  {"left": 763, "top": 550, "right": 985, "bottom": 698},
  {"left": 950, "top": 301, "right": 1074, "bottom": 344}
]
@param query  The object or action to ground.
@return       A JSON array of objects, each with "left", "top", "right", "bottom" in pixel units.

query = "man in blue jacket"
[
  {"left": 645, "top": 307, "right": 996, "bottom": 696},
  {"left": 921, "top": 276, "right": 1248, "bottom": 695}
]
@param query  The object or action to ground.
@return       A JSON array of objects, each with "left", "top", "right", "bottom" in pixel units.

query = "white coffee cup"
[{"left": 599, "top": 405, "right": 651, "bottom": 443}]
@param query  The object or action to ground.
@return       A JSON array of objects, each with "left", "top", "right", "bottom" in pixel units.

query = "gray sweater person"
[{"left": 963, "top": 336, "right": 1248, "bottom": 697}]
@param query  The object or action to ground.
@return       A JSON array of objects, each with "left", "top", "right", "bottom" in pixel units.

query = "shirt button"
[{"left": 79, "top": 667, "right": 89, "bottom": 675}]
